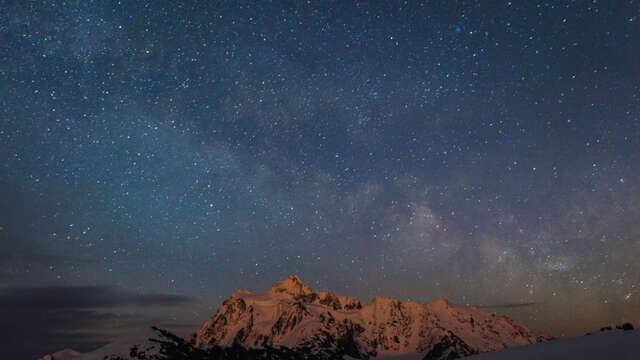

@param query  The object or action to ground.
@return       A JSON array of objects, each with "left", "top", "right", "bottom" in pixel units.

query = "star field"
[{"left": 0, "top": 1, "right": 639, "bottom": 356}]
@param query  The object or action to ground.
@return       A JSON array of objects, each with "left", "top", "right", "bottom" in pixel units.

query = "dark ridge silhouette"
[
  {"left": 616, "top": 323, "right": 634, "bottom": 331},
  {"left": 585, "top": 322, "right": 635, "bottom": 335}
]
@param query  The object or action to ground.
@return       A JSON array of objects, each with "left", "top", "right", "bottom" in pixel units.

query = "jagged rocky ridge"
[{"left": 196, "top": 275, "right": 550, "bottom": 359}]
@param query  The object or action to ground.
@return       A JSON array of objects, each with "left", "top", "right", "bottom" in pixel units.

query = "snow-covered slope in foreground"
[
  {"left": 196, "top": 275, "right": 549, "bottom": 359},
  {"left": 468, "top": 329, "right": 640, "bottom": 360},
  {"left": 39, "top": 348, "right": 81, "bottom": 360}
]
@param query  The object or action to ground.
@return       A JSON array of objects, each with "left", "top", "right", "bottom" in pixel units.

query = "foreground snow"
[
  {"left": 75, "top": 328, "right": 160, "bottom": 360},
  {"left": 468, "top": 329, "right": 640, "bottom": 360},
  {"left": 39, "top": 348, "right": 81, "bottom": 360}
]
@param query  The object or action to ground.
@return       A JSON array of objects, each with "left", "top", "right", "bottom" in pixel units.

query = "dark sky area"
[{"left": 1, "top": 1, "right": 639, "bottom": 358}]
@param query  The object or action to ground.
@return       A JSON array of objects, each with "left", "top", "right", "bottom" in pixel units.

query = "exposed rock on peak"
[
  {"left": 269, "top": 275, "right": 313, "bottom": 297},
  {"left": 433, "top": 297, "right": 452, "bottom": 307}
]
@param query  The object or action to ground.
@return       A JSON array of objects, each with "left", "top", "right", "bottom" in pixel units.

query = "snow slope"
[
  {"left": 74, "top": 327, "right": 163, "bottom": 360},
  {"left": 39, "top": 348, "right": 81, "bottom": 360},
  {"left": 196, "top": 275, "right": 549, "bottom": 359},
  {"left": 468, "top": 329, "right": 640, "bottom": 360}
]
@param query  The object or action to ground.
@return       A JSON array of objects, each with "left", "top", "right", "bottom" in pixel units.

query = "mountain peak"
[
  {"left": 197, "top": 280, "right": 550, "bottom": 358},
  {"left": 286, "top": 274, "right": 302, "bottom": 283},
  {"left": 269, "top": 274, "right": 313, "bottom": 297},
  {"left": 433, "top": 297, "right": 452, "bottom": 307}
]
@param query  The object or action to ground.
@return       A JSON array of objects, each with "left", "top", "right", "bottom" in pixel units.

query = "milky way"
[{"left": 0, "top": 1, "right": 639, "bottom": 357}]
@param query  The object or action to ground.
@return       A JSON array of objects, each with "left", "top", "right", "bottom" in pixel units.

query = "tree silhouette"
[
  {"left": 103, "top": 326, "right": 326, "bottom": 360},
  {"left": 616, "top": 323, "right": 634, "bottom": 331}
]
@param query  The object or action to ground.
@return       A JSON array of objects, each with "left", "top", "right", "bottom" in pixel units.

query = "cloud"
[
  {"left": 479, "top": 302, "right": 539, "bottom": 309},
  {"left": 0, "top": 285, "right": 192, "bottom": 359},
  {"left": 0, "top": 285, "right": 191, "bottom": 309}
]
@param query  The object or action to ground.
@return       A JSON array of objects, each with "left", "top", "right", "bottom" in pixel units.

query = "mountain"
[
  {"left": 195, "top": 275, "right": 550, "bottom": 359},
  {"left": 39, "top": 348, "right": 81, "bottom": 360}
]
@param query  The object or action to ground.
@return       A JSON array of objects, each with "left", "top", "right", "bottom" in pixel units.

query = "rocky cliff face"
[{"left": 196, "top": 275, "right": 549, "bottom": 359}]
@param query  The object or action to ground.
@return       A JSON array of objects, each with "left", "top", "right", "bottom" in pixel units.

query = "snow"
[
  {"left": 39, "top": 349, "right": 81, "bottom": 360},
  {"left": 196, "top": 275, "right": 548, "bottom": 358},
  {"left": 374, "top": 353, "right": 428, "bottom": 359},
  {"left": 74, "top": 328, "right": 159, "bottom": 360},
  {"left": 467, "top": 329, "right": 640, "bottom": 360}
]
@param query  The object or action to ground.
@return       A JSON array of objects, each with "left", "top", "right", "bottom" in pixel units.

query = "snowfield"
[{"left": 468, "top": 329, "right": 640, "bottom": 360}]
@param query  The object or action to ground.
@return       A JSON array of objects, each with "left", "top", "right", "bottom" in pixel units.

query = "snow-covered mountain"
[
  {"left": 196, "top": 275, "right": 550, "bottom": 359},
  {"left": 39, "top": 348, "right": 81, "bottom": 360}
]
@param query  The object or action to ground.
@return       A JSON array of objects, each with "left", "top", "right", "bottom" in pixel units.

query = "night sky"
[{"left": 1, "top": 1, "right": 639, "bottom": 358}]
